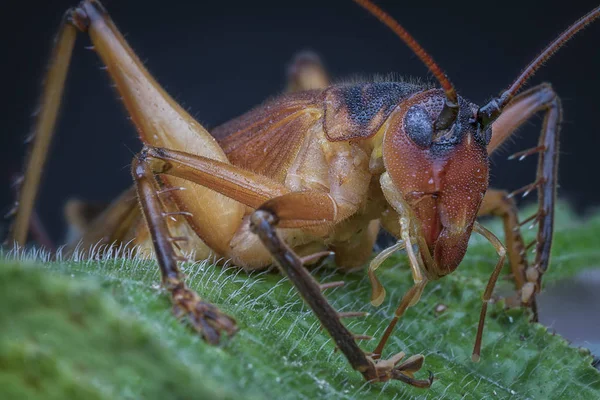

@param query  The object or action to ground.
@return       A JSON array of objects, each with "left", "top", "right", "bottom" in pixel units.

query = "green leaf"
[{"left": 1, "top": 206, "right": 599, "bottom": 399}]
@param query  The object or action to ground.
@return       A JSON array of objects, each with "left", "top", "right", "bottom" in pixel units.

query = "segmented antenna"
[
  {"left": 353, "top": 0, "right": 459, "bottom": 130},
  {"left": 478, "top": 5, "right": 600, "bottom": 128},
  {"left": 499, "top": 6, "right": 600, "bottom": 108}
]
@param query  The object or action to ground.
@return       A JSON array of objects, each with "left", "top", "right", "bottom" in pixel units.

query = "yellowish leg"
[
  {"left": 72, "top": 1, "right": 246, "bottom": 255},
  {"left": 132, "top": 154, "right": 237, "bottom": 343},
  {"left": 471, "top": 221, "right": 507, "bottom": 362},
  {"left": 478, "top": 189, "right": 527, "bottom": 289},
  {"left": 368, "top": 240, "right": 405, "bottom": 306},
  {"left": 372, "top": 172, "right": 432, "bottom": 360},
  {"left": 478, "top": 189, "right": 532, "bottom": 312},
  {"left": 250, "top": 208, "right": 433, "bottom": 388},
  {"left": 130, "top": 145, "right": 431, "bottom": 387},
  {"left": 7, "top": 15, "right": 77, "bottom": 246},
  {"left": 371, "top": 279, "right": 428, "bottom": 360}
]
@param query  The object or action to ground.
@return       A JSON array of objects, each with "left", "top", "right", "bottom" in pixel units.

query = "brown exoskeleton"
[{"left": 6, "top": 0, "right": 600, "bottom": 388}]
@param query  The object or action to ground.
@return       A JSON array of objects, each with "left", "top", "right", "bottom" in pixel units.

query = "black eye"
[{"left": 405, "top": 105, "right": 433, "bottom": 148}]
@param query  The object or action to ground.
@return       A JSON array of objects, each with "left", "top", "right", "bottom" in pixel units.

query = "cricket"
[{"left": 6, "top": 0, "right": 600, "bottom": 388}]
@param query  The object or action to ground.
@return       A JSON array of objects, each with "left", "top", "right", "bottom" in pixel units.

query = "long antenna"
[
  {"left": 498, "top": 5, "right": 600, "bottom": 108},
  {"left": 478, "top": 5, "right": 600, "bottom": 127},
  {"left": 353, "top": 0, "right": 459, "bottom": 130}
]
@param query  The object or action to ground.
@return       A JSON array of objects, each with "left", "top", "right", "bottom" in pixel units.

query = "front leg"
[
  {"left": 378, "top": 174, "right": 508, "bottom": 362},
  {"left": 477, "top": 188, "right": 532, "bottom": 313}
]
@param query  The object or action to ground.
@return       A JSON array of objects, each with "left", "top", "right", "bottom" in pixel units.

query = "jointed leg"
[
  {"left": 368, "top": 240, "right": 406, "bottom": 306},
  {"left": 250, "top": 208, "right": 432, "bottom": 387},
  {"left": 71, "top": 0, "right": 248, "bottom": 256},
  {"left": 377, "top": 173, "right": 509, "bottom": 363},
  {"left": 127, "top": 145, "right": 322, "bottom": 340},
  {"left": 488, "top": 83, "right": 562, "bottom": 317},
  {"left": 130, "top": 145, "right": 431, "bottom": 386},
  {"left": 7, "top": 0, "right": 255, "bottom": 343},
  {"left": 8, "top": 0, "right": 245, "bottom": 252},
  {"left": 6, "top": 12, "right": 77, "bottom": 246},
  {"left": 477, "top": 188, "right": 537, "bottom": 315},
  {"left": 471, "top": 222, "right": 506, "bottom": 362},
  {"left": 6, "top": 2, "right": 408, "bottom": 378},
  {"left": 478, "top": 189, "right": 527, "bottom": 290},
  {"left": 371, "top": 195, "right": 429, "bottom": 360},
  {"left": 132, "top": 155, "right": 237, "bottom": 344},
  {"left": 371, "top": 279, "right": 428, "bottom": 360}
]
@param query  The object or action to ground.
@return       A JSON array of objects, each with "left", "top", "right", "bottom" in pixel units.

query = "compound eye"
[{"left": 404, "top": 105, "right": 433, "bottom": 148}]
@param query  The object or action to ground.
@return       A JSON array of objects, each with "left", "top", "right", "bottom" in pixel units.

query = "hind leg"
[{"left": 7, "top": 1, "right": 249, "bottom": 342}]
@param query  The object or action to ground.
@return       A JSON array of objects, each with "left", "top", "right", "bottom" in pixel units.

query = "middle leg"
[
  {"left": 250, "top": 208, "right": 433, "bottom": 387},
  {"left": 477, "top": 189, "right": 530, "bottom": 309}
]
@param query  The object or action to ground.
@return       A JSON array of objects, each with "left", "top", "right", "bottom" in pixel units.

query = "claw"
[
  {"left": 169, "top": 281, "right": 238, "bottom": 344},
  {"left": 390, "top": 369, "right": 434, "bottom": 388},
  {"left": 395, "top": 354, "right": 426, "bottom": 378},
  {"left": 371, "top": 352, "right": 433, "bottom": 388}
]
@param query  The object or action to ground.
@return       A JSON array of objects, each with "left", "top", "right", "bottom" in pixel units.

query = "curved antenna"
[
  {"left": 499, "top": 5, "right": 600, "bottom": 108},
  {"left": 478, "top": 6, "right": 600, "bottom": 127},
  {"left": 353, "top": 0, "right": 459, "bottom": 130}
]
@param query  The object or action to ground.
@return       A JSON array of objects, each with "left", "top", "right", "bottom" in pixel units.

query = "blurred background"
[{"left": 1, "top": 0, "right": 599, "bottom": 358}]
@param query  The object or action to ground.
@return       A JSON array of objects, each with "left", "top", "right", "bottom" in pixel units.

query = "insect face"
[{"left": 382, "top": 89, "right": 489, "bottom": 276}]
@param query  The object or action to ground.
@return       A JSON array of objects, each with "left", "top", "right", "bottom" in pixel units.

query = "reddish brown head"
[
  {"left": 353, "top": 0, "right": 600, "bottom": 278},
  {"left": 383, "top": 89, "right": 489, "bottom": 277}
]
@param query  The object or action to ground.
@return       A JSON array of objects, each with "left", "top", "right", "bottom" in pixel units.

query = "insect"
[{"left": 6, "top": 0, "right": 600, "bottom": 388}]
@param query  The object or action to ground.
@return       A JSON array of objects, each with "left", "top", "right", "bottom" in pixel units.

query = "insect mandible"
[{"left": 6, "top": 0, "right": 600, "bottom": 388}]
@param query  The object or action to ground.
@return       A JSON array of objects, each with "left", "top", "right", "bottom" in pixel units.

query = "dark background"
[{"left": 2, "top": 0, "right": 600, "bottom": 242}]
